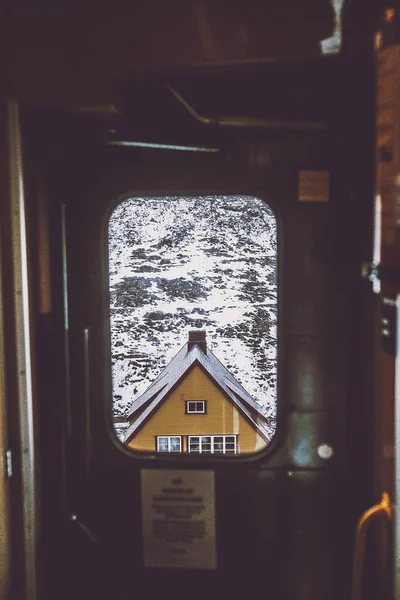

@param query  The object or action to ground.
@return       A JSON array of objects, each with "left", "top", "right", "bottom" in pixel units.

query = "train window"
[{"left": 109, "top": 195, "right": 277, "bottom": 454}]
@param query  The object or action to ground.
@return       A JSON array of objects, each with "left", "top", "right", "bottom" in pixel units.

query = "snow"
[{"left": 108, "top": 195, "right": 278, "bottom": 438}]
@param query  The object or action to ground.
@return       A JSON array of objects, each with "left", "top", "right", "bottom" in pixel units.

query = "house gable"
[{"left": 126, "top": 364, "right": 266, "bottom": 453}]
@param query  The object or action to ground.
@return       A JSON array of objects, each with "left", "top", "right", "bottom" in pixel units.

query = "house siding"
[{"left": 127, "top": 364, "right": 265, "bottom": 453}]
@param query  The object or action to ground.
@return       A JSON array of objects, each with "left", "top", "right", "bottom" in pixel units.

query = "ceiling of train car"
[
  {"left": 0, "top": 0, "right": 381, "bottom": 112},
  {"left": 0, "top": 0, "right": 384, "bottom": 120},
  {"left": 106, "top": 61, "right": 337, "bottom": 149},
  {"left": 118, "top": 59, "right": 341, "bottom": 122}
]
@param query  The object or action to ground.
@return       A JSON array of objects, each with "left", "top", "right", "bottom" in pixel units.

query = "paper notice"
[
  {"left": 298, "top": 171, "right": 330, "bottom": 202},
  {"left": 141, "top": 469, "right": 216, "bottom": 569}
]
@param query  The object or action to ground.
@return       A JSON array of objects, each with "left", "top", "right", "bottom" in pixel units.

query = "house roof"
[{"left": 124, "top": 337, "right": 271, "bottom": 444}]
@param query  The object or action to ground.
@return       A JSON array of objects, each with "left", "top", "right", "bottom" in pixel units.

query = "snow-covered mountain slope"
[{"left": 108, "top": 195, "right": 278, "bottom": 438}]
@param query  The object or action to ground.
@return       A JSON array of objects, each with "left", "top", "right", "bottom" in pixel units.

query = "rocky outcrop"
[{"left": 109, "top": 195, "right": 277, "bottom": 437}]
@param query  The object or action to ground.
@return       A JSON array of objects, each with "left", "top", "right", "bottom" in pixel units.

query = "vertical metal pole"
[
  {"left": 372, "top": 194, "right": 382, "bottom": 294},
  {"left": 61, "top": 204, "right": 71, "bottom": 438},
  {"left": 8, "top": 100, "right": 37, "bottom": 600},
  {"left": 395, "top": 294, "right": 400, "bottom": 599},
  {"left": 0, "top": 128, "right": 11, "bottom": 600}
]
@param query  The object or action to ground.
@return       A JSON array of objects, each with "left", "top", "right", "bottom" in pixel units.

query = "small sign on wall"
[
  {"left": 298, "top": 170, "right": 330, "bottom": 203},
  {"left": 141, "top": 469, "right": 217, "bottom": 569}
]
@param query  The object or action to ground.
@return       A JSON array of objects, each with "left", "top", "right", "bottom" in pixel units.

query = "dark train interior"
[{"left": 0, "top": 1, "right": 397, "bottom": 599}]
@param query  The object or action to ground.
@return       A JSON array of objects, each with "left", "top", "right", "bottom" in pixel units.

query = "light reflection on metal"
[
  {"left": 166, "top": 84, "right": 327, "bottom": 130},
  {"left": 373, "top": 194, "right": 382, "bottom": 265},
  {"left": 8, "top": 100, "right": 37, "bottom": 600},
  {"left": 361, "top": 192, "right": 382, "bottom": 292},
  {"left": 384, "top": 8, "right": 396, "bottom": 23},
  {"left": 395, "top": 295, "right": 400, "bottom": 599},
  {"left": 321, "top": 0, "right": 343, "bottom": 55},
  {"left": 108, "top": 140, "right": 220, "bottom": 153},
  {"left": 0, "top": 159, "right": 11, "bottom": 593},
  {"left": 372, "top": 194, "right": 382, "bottom": 294},
  {"left": 375, "top": 31, "right": 383, "bottom": 52},
  {"left": 61, "top": 203, "right": 72, "bottom": 441},
  {"left": 383, "top": 297, "right": 396, "bottom": 307},
  {"left": 37, "top": 188, "right": 52, "bottom": 313},
  {"left": 317, "top": 443, "right": 334, "bottom": 460},
  {"left": 5, "top": 449, "right": 12, "bottom": 478},
  {"left": 83, "top": 328, "right": 92, "bottom": 473},
  {"left": 351, "top": 492, "right": 392, "bottom": 600},
  {"left": 70, "top": 514, "right": 97, "bottom": 544},
  {"left": 292, "top": 438, "right": 312, "bottom": 467}
]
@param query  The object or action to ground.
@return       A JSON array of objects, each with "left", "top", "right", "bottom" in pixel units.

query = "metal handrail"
[
  {"left": 351, "top": 492, "right": 392, "bottom": 600},
  {"left": 165, "top": 83, "right": 327, "bottom": 130}
]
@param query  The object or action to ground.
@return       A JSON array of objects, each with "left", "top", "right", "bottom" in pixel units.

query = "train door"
[
  {"left": 354, "top": 6, "right": 400, "bottom": 598},
  {"left": 22, "top": 54, "right": 375, "bottom": 600}
]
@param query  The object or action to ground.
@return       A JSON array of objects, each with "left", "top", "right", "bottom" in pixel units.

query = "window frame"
[
  {"left": 105, "top": 191, "right": 280, "bottom": 462},
  {"left": 156, "top": 436, "right": 182, "bottom": 453},
  {"left": 185, "top": 400, "right": 207, "bottom": 414},
  {"left": 188, "top": 435, "right": 237, "bottom": 455}
]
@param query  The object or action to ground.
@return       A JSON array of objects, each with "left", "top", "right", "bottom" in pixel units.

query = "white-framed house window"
[
  {"left": 188, "top": 435, "right": 237, "bottom": 454},
  {"left": 157, "top": 436, "right": 182, "bottom": 453},
  {"left": 186, "top": 401, "right": 206, "bottom": 414}
]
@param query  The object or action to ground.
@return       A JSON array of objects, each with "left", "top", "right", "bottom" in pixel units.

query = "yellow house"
[{"left": 124, "top": 331, "right": 270, "bottom": 454}]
